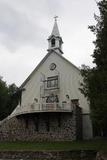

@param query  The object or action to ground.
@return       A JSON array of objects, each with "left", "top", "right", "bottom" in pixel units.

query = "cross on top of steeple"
[{"left": 54, "top": 16, "right": 58, "bottom": 22}]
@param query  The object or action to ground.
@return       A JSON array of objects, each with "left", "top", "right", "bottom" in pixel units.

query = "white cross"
[{"left": 54, "top": 16, "right": 58, "bottom": 21}]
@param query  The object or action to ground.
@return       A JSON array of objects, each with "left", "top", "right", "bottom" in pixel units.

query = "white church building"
[{"left": 0, "top": 19, "right": 93, "bottom": 141}]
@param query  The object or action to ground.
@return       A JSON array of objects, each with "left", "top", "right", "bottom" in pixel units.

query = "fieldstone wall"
[
  {"left": 0, "top": 150, "right": 97, "bottom": 159},
  {"left": 96, "top": 151, "right": 107, "bottom": 160},
  {"left": 0, "top": 105, "right": 82, "bottom": 141}
]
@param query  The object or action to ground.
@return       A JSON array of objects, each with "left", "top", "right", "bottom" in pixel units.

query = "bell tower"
[{"left": 48, "top": 17, "right": 63, "bottom": 54}]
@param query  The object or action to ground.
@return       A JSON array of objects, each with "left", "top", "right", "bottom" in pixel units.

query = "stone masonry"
[{"left": 0, "top": 104, "right": 82, "bottom": 141}]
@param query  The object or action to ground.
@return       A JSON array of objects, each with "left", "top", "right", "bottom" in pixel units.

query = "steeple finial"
[{"left": 54, "top": 16, "right": 58, "bottom": 22}]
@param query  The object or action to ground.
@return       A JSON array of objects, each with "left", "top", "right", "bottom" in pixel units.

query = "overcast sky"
[{"left": 0, "top": 0, "right": 99, "bottom": 86}]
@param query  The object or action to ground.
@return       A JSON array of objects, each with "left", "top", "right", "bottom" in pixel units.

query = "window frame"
[{"left": 47, "top": 76, "right": 58, "bottom": 88}]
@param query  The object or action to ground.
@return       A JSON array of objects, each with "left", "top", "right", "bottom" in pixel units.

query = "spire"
[{"left": 51, "top": 16, "right": 60, "bottom": 37}]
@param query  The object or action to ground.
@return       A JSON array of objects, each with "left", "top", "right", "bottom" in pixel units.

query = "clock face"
[{"left": 49, "top": 63, "right": 56, "bottom": 70}]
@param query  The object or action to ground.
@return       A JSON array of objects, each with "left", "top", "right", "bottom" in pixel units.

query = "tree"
[
  {"left": 0, "top": 77, "right": 9, "bottom": 120},
  {"left": 6, "top": 84, "right": 19, "bottom": 117},
  {"left": 0, "top": 77, "right": 19, "bottom": 120},
  {"left": 80, "top": 0, "right": 107, "bottom": 136}
]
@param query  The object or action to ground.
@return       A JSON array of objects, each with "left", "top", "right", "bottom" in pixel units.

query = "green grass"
[{"left": 0, "top": 139, "right": 107, "bottom": 151}]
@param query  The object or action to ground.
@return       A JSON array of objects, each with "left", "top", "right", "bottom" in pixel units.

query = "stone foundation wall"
[
  {"left": 0, "top": 106, "right": 82, "bottom": 141},
  {"left": 0, "top": 150, "right": 97, "bottom": 159}
]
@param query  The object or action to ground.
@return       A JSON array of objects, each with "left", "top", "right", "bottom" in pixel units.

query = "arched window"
[{"left": 51, "top": 38, "right": 55, "bottom": 47}]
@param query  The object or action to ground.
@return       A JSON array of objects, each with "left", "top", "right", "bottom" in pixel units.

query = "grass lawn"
[{"left": 0, "top": 139, "right": 107, "bottom": 151}]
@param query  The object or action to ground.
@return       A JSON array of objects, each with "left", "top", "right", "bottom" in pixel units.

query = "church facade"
[{"left": 0, "top": 19, "right": 93, "bottom": 140}]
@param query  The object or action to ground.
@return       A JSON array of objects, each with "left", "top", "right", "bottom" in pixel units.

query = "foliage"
[
  {"left": 6, "top": 84, "right": 19, "bottom": 117},
  {"left": 0, "top": 77, "right": 19, "bottom": 120},
  {"left": 0, "top": 77, "right": 9, "bottom": 120},
  {"left": 89, "top": 0, "right": 107, "bottom": 69},
  {"left": 80, "top": 0, "right": 107, "bottom": 136}
]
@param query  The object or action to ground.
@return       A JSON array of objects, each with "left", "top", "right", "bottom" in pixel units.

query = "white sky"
[{"left": 0, "top": 0, "right": 99, "bottom": 86}]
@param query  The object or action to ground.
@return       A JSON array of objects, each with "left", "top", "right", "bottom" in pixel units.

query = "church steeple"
[{"left": 48, "top": 17, "right": 63, "bottom": 54}]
